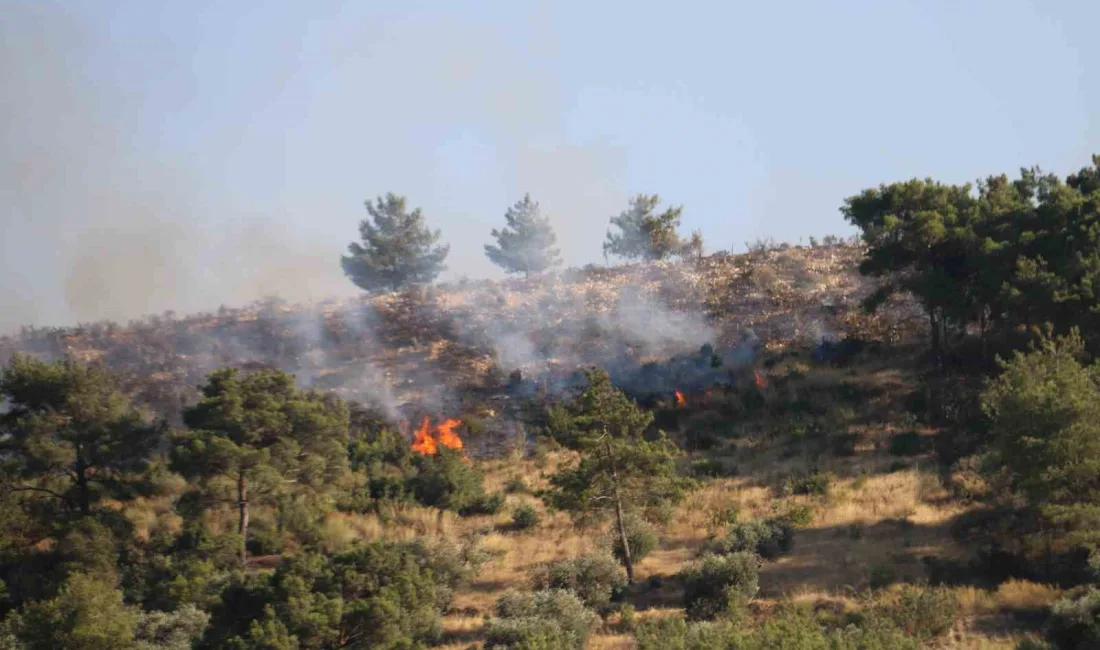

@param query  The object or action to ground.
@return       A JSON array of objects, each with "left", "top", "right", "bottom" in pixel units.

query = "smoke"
[{"left": 1, "top": 3, "right": 358, "bottom": 333}]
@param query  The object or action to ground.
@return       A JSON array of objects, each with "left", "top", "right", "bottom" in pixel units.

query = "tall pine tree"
[
  {"left": 341, "top": 193, "right": 450, "bottom": 292},
  {"left": 604, "top": 194, "right": 688, "bottom": 261},
  {"left": 484, "top": 194, "right": 562, "bottom": 277}
]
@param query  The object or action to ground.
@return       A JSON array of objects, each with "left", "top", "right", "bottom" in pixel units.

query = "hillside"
[{"left": 1, "top": 244, "right": 1063, "bottom": 649}]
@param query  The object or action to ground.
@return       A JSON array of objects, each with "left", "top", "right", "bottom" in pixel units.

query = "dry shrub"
[{"left": 995, "top": 579, "right": 1061, "bottom": 613}]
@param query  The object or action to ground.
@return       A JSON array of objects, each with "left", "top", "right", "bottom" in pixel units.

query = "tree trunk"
[
  {"left": 238, "top": 471, "right": 249, "bottom": 567},
  {"left": 606, "top": 437, "right": 634, "bottom": 584}
]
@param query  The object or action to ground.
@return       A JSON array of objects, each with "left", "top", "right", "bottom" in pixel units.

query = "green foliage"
[
  {"left": 406, "top": 448, "right": 501, "bottom": 515},
  {"left": 341, "top": 193, "right": 449, "bottom": 292},
  {"left": 206, "top": 540, "right": 463, "bottom": 650},
  {"left": 604, "top": 194, "right": 689, "bottom": 261},
  {"left": 511, "top": 503, "right": 541, "bottom": 531},
  {"left": 171, "top": 368, "right": 350, "bottom": 563},
  {"left": 487, "top": 589, "right": 600, "bottom": 650},
  {"left": 634, "top": 616, "right": 733, "bottom": 650},
  {"left": 134, "top": 605, "right": 211, "bottom": 650},
  {"left": 485, "top": 194, "right": 562, "bottom": 277},
  {"left": 633, "top": 606, "right": 919, "bottom": 650},
  {"left": 712, "top": 518, "right": 794, "bottom": 560},
  {"left": 0, "top": 355, "right": 159, "bottom": 518},
  {"left": 529, "top": 553, "right": 626, "bottom": 613},
  {"left": 504, "top": 476, "right": 530, "bottom": 494},
  {"left": 871, "top": 584, "right": 958, "bottom": 642},
  {"left": 540, "top": 368, "right": 689, "bottom": 581},
  {"left": 1043, "top": 587, "right": 1100, "bottom": 650},
  {"left": 782, "top": 471, "right": 833, "bottom": 497},
  {"left": 681, "top": 552, "right": 760, "bottom": 621},
  {"left": 605, "top": 514, "right": 658, "bottom": 565},
  {"left": 2, "top": 573, "right": 140, "bottom": 650},
  {"left": 982, "top": 330, "right": 1100, "bottom": 551}
]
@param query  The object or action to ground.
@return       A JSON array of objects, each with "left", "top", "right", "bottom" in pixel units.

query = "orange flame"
[
  {"left": 411, "top": 416, "right": 437, "bottom": 455},
  {"left": 754, "top": 369, "right": 768, "bottom": 390},
  {"left": 674, "top": 390, "right": 687, "bottom": 407},
  {"left": 411, "top": 416, "right": 465, "bottom": 456},
  {"left": 436, "top": 418, "right": 464, "bottom": 451}
]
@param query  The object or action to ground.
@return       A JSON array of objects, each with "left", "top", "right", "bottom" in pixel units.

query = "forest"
[{"left": 2, "top": 156, "right": 1100, "bottom": 649}]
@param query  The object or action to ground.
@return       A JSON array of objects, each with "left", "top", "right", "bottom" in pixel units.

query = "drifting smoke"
[{"left": 0, "top": 4, "right": 628, "bottom": 334}]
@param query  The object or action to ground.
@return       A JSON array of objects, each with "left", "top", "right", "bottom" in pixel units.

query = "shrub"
[
  {"left": 1044, "top": 587, "right": 1100, "bottom": 650},
  {"left": 691, "top": 458, "right": 730, "bottom": 478},
  {"left": 606, "top": 514, "right": 658, "bottom": 566},
  {"left": 783, "top": 471, "right": 833, "bottom": 496},
  {"left": 529, "top": 553, "right": 626, "bottom": 613},
  {"left": 634, "top": 616, "right": 734, "bottom": 650},
  {"left": 492, "top": 589, "right": 600, "bottom": 650},
  {"left": 889, "top": 431, "right": 924, "bottom": 456},
  {"left": 684, "top": 411, "right": 729, "bottom": 451},
  {"left": 459, "top": 492, "right": 506, "bottom": 517},
  {"left": 712, "top": 518, "right": 794, "bottom": 560},
  {"left": 504, "top": 476, "right": 530, "bottom": 494},
  {"left": 873, "top": 584, "right": 959, "bottom": 641},
  {"left": 483, "top": 617, "right": 575, "bottom": 650},
  {"left": 681, "top": 552, "right": 760, "bottom": 620},
  {"left": 771, "top": 500, "right": 815, "bottom": 527},
  {"left": 511, "top": 504, "right": 541, "bottom": 531}
]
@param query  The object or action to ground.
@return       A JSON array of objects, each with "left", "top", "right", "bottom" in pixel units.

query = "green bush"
[
  {"left": 511, "top": 504, "right": 541, "bottom": 531},
  {"left": 483, "top": 616, "right": 575, "bottom": 650},
  {"left": 684, "top": 411, "right": 730, "bottom": 451},
  {"left": 606, "top": 514, "right": 659, "bottom": 566},
  {"left": 873, "top": 584, "right": 958, "bottom": 641},
  {"left": 681, "top": 552, "right": 760, "bottom": 620},
  {"left": 771, "top": 500, "right": 815, "bottom": 527},
  {"left": 712, "top": 518, "right": 794, "bottom": 560},
  {"left": 889, "top": 431, "right": 924, "bottom": 457},
  {"left": 691, "top": 458, "right": 730, "bottom": 478},
  {"left": 529, "top": 553, "right": 626, "bottom": 613},
  {"left": 459, "top": 492, "right": 506, "bottom": 517},
  {"left": 634, "top": 616, "right": 734, "bottom": 650},
  {"left": 491, "top": 589, "right": 601, "bottom": 650},
  {"left": 783, "top": 471, "right": 833, "bottom": 496},
  {"left": 1044, "top": 587, "right": 1100, "bottom": 650}
]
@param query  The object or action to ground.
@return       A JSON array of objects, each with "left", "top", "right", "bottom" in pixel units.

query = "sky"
[{"left": 2, "top": 0, "right": 1098, "bottom": 331}]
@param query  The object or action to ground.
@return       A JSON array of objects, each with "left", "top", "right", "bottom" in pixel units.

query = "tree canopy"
[
  {"left": 604, "top": 194, "right": 691, "bottom": 261},
  {"left": 170, "top": 368, "right": 350, "bottom": 565},
  {"left": 0, "top": 355, "right": 158, "bottom": 518},
  {"left": 541, "top": 368, "right": 688, "bottom": 582},
  {"left": 485, "top": 193, "right": 562, "bottom": 277},
  {"left": 341, "top": 193, "right": 450, "bottom": 292}
]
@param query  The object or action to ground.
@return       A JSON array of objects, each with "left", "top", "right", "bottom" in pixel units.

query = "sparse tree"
[
  {"left": 604, "top": 194, "right": 688, "bottom": 261},
  {"left": 485, "top": 194, "right": 562, "bottom": 277},
  {"left": 341, "top": 193, "right": 449, "bottom": 292},
  {"left": 540, "top": 368, "right": 688, "bottom": 583},
  {"left": 0, "top": 355, "right": 158, "bottom": 519},
  {"left": 170, "top": 368, "right": 350, "bottom": 566}
]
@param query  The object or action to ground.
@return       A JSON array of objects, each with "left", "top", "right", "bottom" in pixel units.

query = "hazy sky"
[{"left": 3, "top": 0, "right": 1098, "bottom": 330}]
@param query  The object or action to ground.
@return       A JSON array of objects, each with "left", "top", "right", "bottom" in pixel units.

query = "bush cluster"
[
  {"left": 712, "top": 518, "right": 794, "bottom": 560},
  {"left": 680, "top": 552, "right": 760, "bottom": 621},
  {"left": 529, "top": 553, "right": 626, "bottom": 613},
  {"left": 485, "top": 589, "right": 601, "bottom": 650}
]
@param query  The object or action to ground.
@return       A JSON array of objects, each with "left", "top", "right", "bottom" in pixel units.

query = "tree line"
[
  {"left": 341, "top": 192, "right": 704, "bottom": 292},
  {"left": 0, "top": 352, "right": 682, "bottom": 648}
]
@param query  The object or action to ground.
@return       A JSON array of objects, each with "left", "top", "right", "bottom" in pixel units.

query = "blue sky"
[{"left": 2, "top": 0, "right": 1097, "bottom": 328}]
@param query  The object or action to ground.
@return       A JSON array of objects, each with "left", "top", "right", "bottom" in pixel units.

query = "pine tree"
[
  {"left": 485, "top": 194, "right": 562, "bottom": 277},
  {"left": 540, "top": 368, "right": 689, "bottom": 583},
  {"left": 341, "top": 193, "right": 450, "bottom": 292},
  {"left": 604, "top": 194, "right": 688, "bottom": 261},
  {"left": 170, "top": 368, "right": 349, "bottom": 566},
  {"left": 0, "top": 355, "right": 158, "bottom": 518}
]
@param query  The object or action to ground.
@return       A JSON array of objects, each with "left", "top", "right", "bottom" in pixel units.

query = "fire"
[
  {"left": 674, "top": 389, "right": 687, "bottom": 407},
  {"left": 754, "top": 369, "right": 768, "bottom": 390},
  {"left": 411, "top": 417, "right": 437, "bottom": 455},
  {"left": 411, "top": 416, "right": 464, "bottom": 455},
  {"left": 436, "top": 418, "right": 464, "bottom": 451}
]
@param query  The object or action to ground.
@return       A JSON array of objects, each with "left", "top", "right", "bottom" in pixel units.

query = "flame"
[
  {"left": 411, "top": 416, "right": 437, "bottom": 455},
  {"left": 410, "top": 416, "right": 464, "bottom": 456},
  {"left": 436, "top": 418, "right": 464, "bottom": 451},
  {"left": 754, "top": 369, "right": 768, "bottom": 390},
  {"left": 674, "top": 390, "right": 686, "bottom": 407}
]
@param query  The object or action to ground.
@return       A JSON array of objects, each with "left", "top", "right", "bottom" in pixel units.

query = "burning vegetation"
[{"left": 410, "top": 416, "right": 465, "bottom": 456}]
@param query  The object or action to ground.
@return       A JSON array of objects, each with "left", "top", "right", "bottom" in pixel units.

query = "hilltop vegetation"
[{"left": 2, "top": 156, "right": 1100, "bottom": 648}]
